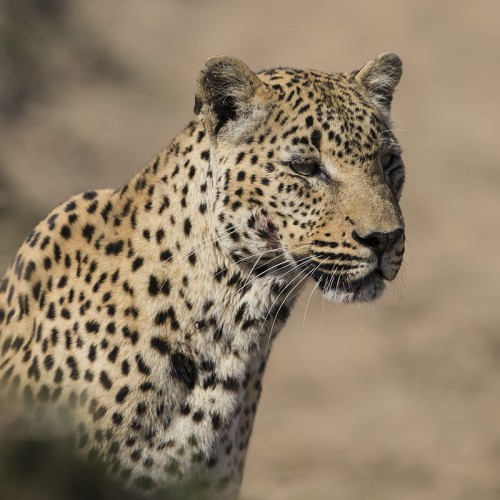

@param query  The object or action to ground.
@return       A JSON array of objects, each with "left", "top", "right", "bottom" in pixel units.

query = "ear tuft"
[
  {"left": 355, "top": 52, "right": 402, "bottom": 115},
  {"left": 196, "top": 56, "right": 264, "bottom": 137}
]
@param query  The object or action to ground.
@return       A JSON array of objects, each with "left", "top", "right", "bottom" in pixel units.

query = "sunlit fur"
[{"left": 0, "top": 54, "right": 405, "bottom": 499}]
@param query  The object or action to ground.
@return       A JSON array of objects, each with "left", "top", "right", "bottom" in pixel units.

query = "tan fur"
[{"left": 0, "top": 54, "right": 405, "bottom": 498}]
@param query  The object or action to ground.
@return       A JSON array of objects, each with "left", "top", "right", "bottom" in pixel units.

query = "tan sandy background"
[{"left": 1, "top": 1, "right": 500, "bottom": 499}]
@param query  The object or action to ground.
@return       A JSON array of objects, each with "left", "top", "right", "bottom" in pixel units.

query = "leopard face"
[{"left": 196, "top": 53, "right": 405, "bottom": 303}]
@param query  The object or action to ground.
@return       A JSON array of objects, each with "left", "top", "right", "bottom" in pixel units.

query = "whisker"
[
  {"left": 190, "top": 221, "right": 248, "bottom": 254},
  {"left": 256, "top": 257, "right": 314, "bottom": 338},
  {"left": 213, "top": 241, "right": 311, "bottom": 279},
  {"left": 234, "top": 256, "right": 289, "bottom": 295},
  {"left": 302, "top": 275, "right": 322, "bottom": 329},
  {"left": 239, "top": 252, "right": 265, "bottom": 291},
  {"left": 235, "top": 254, "right": 311, "bottom": 295},
  {"left": 266, "top": 259, "right": 324, "bottom": 350},
  {"left": 206, "top": 255, "right": 312, "bottom": 324}
]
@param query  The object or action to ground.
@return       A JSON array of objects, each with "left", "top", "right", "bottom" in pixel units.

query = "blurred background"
[{"left": 1, "top": 0, "right": 500, "bottom": 499}]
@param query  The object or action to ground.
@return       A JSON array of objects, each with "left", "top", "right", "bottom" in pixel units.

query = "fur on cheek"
[{"left": 252, "top": 210, "right": 281, "bottom": 250}]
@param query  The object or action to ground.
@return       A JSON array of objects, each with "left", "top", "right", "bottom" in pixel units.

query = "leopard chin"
[{"left": 314, "top": 270, "right": 387, "bottom": 304}]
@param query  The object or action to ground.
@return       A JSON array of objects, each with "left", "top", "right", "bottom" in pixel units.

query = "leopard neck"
[{"left": 110, "top": 119, "right": 296, "bottom": 386}]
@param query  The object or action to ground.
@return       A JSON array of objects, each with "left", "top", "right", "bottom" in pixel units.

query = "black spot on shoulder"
[
  {"left": 160, "top": 250, "right": 172, "bottom": 261},
  {"left": 188, "top": 252, "right": 196, "bottom": 266},
  {"left": 122, "top": 326, "right": 139, "bottom": 345},
  {"left": 116, "top": 386, "right": 130, "bottom": 403},
  {"left": 151, "top": 337, "right": 170, "bottom": 355},
  {"left": 60, "top": 225, "right": 72, "bottom": 240},
  {"left": 222, "top": 377, "right": 239, "bottom": 391},
  {"left": 234, "top": 303, "right": 246, "bottom": 324},
  {"left": 192, "top": 410, "right": 204, "bottom": 422},
  {"left": 171, "top": 352, "right": 197, "bottom": 390},
  {"left": 93, "top": 406, "right": 107, "bottom": 422},
  {"left": 108, "top": 346, "right": 119, "bottom": 363},
  {"left": 83, "top": 191, "right": 97, "bottom": 200},
  {"left": 135, "top": 354, "right": 151, "bottom": 375},
  {"left": 66, "top": 356, "right": 79, "bottom": 380},
  {"left": 131, "top": 257, "right": 144, "bottom": 271},
  {"left": 213, "top": 327, "right": 223, "bottom": 342},
  {"left": 148, "top": 275, "right": 160, "bottom": 296},
  {"left": 183, "top": 218, "right": 192, "bottom": 237},
  {"left": 57, "top": 276, "right": 68, "bottom": 289},
  {"left": 236, "top": 152, "right": 245, "bottom": 165},
  {"left": 99, "top": 371, "right": 113, "bottom": 390},
  {"left": 46, "top": 302, "right": 56, "bottom": 320},
  {"left": 88, "top": 344, "right": 97, "bottom": 362},
  {"left": 101, "top": 202, "right": 113, "bottom": 222},
  {"left": 211, "top": 413, "right": 221, "bottom": 430},
  {"left": 105, "top": 240, "right": 124, "bottom": 256},
  {"left": 65, "top": 201, "right": 77, "bottom": 212},
  {"left": 156, "top": 229, "right": 165, "bottom": 244},
  {"left": 112, "top": 412, "right": 123, "bottom": 425},
  {"left": 85, "top": 321, "right": 99, "bottom": 334},
  {"left": 154, "top": 310, "right": 168, "bottom": 325}
]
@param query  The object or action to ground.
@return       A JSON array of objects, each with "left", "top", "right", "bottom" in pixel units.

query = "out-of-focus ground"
[{"left": 1, "top": 1, "right": 500, "bottom": 499}]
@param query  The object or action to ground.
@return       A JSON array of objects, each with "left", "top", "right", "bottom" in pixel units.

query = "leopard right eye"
[{"left": 287, "top": 160, "right": 321, "bottom": 177}]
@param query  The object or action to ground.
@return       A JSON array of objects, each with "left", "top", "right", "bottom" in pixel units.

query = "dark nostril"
[
  {"left": 353, "top": 231, "right": 388, "bottom": 253},
  {"left": 352, "top": 228, "right": 403, "bottom": 254}
]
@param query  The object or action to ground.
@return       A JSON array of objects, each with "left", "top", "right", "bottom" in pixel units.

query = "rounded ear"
[
  {"left": 194, "top": 56, "right": 266, "bottom": 139},
  {"left": 355, "top": 52, "right": 402, "bottom": 115}
]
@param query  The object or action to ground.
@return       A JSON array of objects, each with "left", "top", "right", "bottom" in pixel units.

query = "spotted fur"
[{"left": 0, "top": 53, "right": 405, "bottom": 498}]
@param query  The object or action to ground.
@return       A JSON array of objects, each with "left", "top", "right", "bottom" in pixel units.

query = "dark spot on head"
[{"left": 311, "top": 129, "right": 322, "bottom": 150}]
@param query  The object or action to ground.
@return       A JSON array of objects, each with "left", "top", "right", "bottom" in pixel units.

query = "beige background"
[{"left": 1, "top": 1, "right": 500, "bottom": 499}]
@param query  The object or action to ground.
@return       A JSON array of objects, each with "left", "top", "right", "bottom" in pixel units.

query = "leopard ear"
[
  {"left": 355, "top": 52, "right": 402, "bottom": 116},
  {"left": 195, "top": 56, "right": 267, "bottom": 141}
]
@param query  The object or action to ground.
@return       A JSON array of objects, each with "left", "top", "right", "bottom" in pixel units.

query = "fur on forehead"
[{"left": 195, "top": 53, "right": 403, "bottom": 143}]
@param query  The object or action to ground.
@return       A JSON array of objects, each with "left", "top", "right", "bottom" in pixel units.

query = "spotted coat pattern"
[{"left": 0, "top": 53, "right": 405, "bottom": 499}]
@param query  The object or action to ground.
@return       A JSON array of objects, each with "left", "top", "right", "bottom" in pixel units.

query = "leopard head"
[{"left": 195, "top": 53, "right": 405, "bottom": 303}]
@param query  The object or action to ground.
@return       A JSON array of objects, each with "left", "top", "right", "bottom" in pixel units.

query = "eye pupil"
[{"left": 289, "top": 160, "right": 319, "bottom": 176}]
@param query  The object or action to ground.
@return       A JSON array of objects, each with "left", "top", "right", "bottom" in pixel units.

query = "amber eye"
[{"left": 288, "top": 159, "right": 320, "bottom": 177}]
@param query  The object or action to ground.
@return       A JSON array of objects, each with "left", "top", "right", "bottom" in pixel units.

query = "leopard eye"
[
  {"left": 288, "top": 160, "right": 320, "bottom": 177},
  {"left": 380, "top": 154, "right": 395, "bottom": 169}
]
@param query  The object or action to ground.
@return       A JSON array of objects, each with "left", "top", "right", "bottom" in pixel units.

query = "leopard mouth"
[{"left": 311, "top": 268, "right": 386, "bottom": 303}]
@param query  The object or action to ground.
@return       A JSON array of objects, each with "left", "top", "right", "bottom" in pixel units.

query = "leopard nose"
[{"left": 352, "top": 228, "right": 403, "bottom": 255}]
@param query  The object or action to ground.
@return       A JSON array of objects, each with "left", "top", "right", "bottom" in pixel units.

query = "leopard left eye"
[
  {"left": 380, "top": 154, "right": 395, "bottom": 169},
  {"left": 287, "top": 160, "right": 320, "bottom": 177}
]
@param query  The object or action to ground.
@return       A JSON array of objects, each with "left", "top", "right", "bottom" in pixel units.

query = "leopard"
[{"left": 0, "top": 53, "right": 405, "bottom": 499}]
